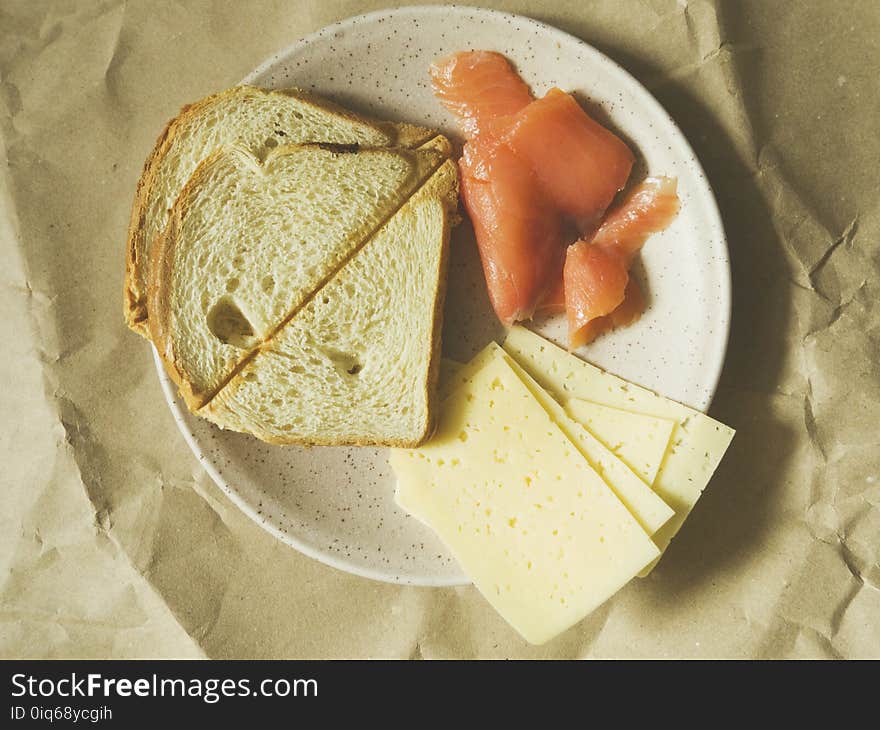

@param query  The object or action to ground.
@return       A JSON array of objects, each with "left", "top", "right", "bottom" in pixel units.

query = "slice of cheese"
[
  {"left": 501, "top": 351, "right": 674, "bottom": 537},
  {"left": 562, "top": 399, "right": 674, "bottom": 486},
  {"left": 437, "top": 348, "right": 497, "bottom": 402},
  {"left": 503, "top": 325, "right": 735, "bottom": 561},
  {"left": 391, "top": 354, "right": 660, "bottom": 644},
  {"left": 436, "top": 348, "right": 672, "bottom": 535}
]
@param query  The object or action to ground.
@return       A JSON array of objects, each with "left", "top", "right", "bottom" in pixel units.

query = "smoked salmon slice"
[
  {"left": 430, "top": 51, "right": 533, "bottom": 138},
  {"left": 567, "top": 278, "right": 646, "bottom": 347},
  {"left": 589, "top": 176, "right": 680, "bottom": 263},
  {"left": 430, "top": 50, "right": 677, "bottom": 343},
  {"left": 535, "top": 274, "right": 566, "bottom": 316},
  {"left": 460, "top": 142, "right": 565, "bottom": 323},
  {"left": 565, "top": 177, "right": 679, "bottom": 348},
  {"left": 504, "top": 88, "right": 634, "bottom": 231}
]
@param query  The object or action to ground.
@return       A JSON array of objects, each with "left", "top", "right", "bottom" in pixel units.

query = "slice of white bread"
[
  {"left": 203, "top": 159, "right": 458, "bottom": 446},
  {"left": 125, "top": 85, "right": 437, "bottom": 334},
  {"left": 149, "top": 143, "right": 446, "bottom": 411}
]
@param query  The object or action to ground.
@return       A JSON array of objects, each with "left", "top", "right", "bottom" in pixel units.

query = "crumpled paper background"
[{"left": 1, "top": 0, "right": 877, "bottom": 658}]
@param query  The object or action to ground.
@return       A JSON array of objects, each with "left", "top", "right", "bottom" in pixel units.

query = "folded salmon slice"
[
  {"left": 565, "top": 177, "right": 679, "bottom": 347},
  {"left": 460, "top": 142, "right": 565, "bottom": 323},
  {"left": 431, "top": 51, "right": 637, "bottom": 326}
]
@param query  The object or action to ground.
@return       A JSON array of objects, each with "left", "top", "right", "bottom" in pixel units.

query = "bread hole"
[
  {"left": 232, "top": 254, "right": 245, "bottom": 269},
  {"left": 206, "top": 297, "right": 257, "bottom": 348},
  {"left": 226, "top": 277, "right": 240, "bottom": 293},
  {"left": 264, "top": 137, "right": 278, "bottom": 149},
  {"left": 261, "top": 275, "right": 275, "bottom": 293},
  {"left": 323, "top": 348, "right": 363, "bottom": 377}
]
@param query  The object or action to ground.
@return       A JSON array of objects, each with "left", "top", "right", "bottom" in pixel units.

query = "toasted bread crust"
[
  {"left": 146, "top": 175, "right": 213, "bottom": 411},
  {"left": 419, "top": 164, "right": 458, "bottom": 446},
  {"left": 124, "top": 85, "right": 438, "bottom": 337}
]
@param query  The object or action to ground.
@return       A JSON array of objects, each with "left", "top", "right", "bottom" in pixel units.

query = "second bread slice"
[{"left": 203, "top": 160, "right": 459, "bottom": 446}]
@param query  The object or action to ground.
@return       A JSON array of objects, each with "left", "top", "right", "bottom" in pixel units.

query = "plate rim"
[{"left": 154, "top": 4, "right": 732, "bottom": 586}]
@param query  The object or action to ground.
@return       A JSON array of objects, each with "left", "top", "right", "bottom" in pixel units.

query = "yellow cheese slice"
[
  {"left": 503, "top": 326, "right": 735, "bottom": 561},
  {"left": 391, "top": 354, "right": 660, "bottom": 645},
  {"left": 436, "top": 348, "right": 673, "bottom": 535},
  {"left": 437, "top": 348, "right": 497, "bottom": 402},
  {"left": 562, "top": 399, "right": 675, "bottom": 486},
  {"left": 501, "top": 351, "right": 674, "bottom": 537},
  {"left": 440, "top": 345, "right": 673, "bottom": 536}
]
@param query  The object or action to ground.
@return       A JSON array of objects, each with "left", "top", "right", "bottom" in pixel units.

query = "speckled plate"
[{"left": 155, "top": 5, "right": 730, "bottom": 586}]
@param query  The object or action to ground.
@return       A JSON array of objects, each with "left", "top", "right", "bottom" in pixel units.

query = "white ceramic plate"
[{"left": 155, "top": 5, "right": 730, "bottom": 586}]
